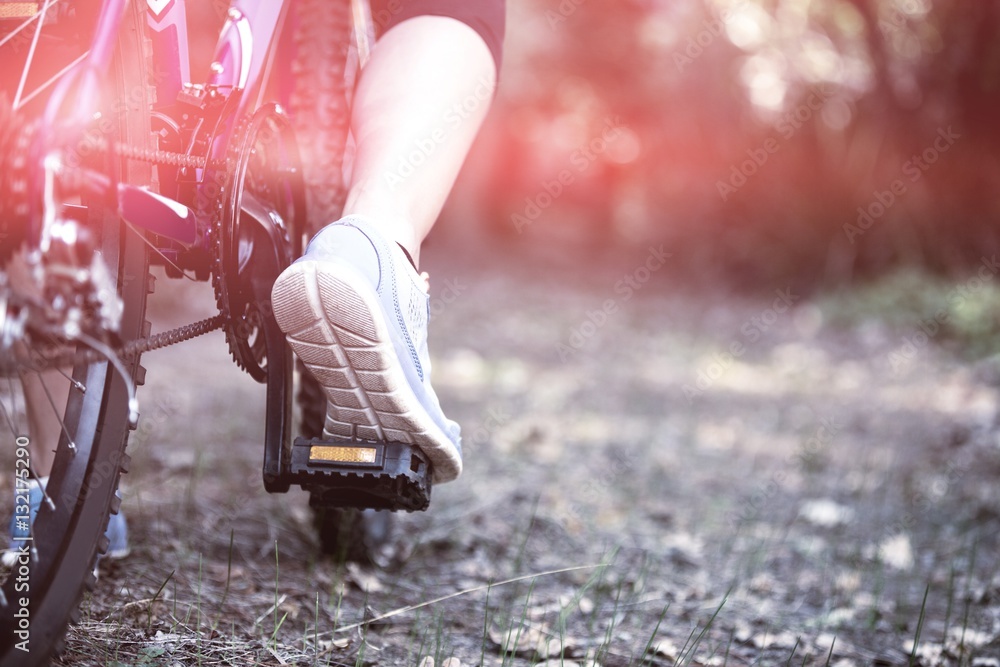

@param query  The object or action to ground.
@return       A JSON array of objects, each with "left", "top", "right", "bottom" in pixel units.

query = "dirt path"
[{"left": 58, "top": 239, "right": 1000, "bottom": 666}]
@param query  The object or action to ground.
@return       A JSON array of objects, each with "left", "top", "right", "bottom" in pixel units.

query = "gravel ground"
[{"left": 54, "top": 235, "right": 1000, "bottom": 666}]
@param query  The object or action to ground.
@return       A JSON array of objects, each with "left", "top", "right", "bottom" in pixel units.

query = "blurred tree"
[{"left": 459, "top": 0, "right": 1000, "bottom": 287}]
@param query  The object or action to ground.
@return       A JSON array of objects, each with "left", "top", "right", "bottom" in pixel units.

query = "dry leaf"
[
  {"left": 316, "top": 637, "right": 350, "bottom": 652},
  {"left": 691, "top": 658, "right": 725, "bottom": 667},
  {"left": 814, "top": 632, "right": 838, "bottom": 653},
  {"left": 418, "top": 657, "right": 434, "bottom": 667},
  {"left": 488, "top": 621, "right": 571, "bottom": 658},
  {"left": 972, "top": 658, "right": 1000, "bottom": 667},
  {"left": 652, "top": 639, "right": 679, "bottom": 661},
  {"left": 278, "top": 599, "right": 300, "bottom": 621},
  {"left": 946, "top": 626, "right": 993, "bottom": 648},
  {"left": 345, "top": 562, "right": 384, "bottom": 593},
  {"left": 878, "top": 534, "right": 914, "bottom": 571},
  {"left": 748, "top": 630, "right": 799, "bottom": 649},
  {"left": 799, "top": 499, "right": 854, "bottom": 527},
  {"left": 441, "top": 659, "right": 462, "bottom": 667},
  {"left": 903, "top": 641, "right": 943, "bottom": 665}
]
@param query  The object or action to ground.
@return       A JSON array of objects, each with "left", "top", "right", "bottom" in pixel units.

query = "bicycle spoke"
[
  {"left": 11, "top": 0, "right": 56, "bottom": 110},
  {"left": 15, "top": 50, "right": 89, "bottom": 111},
  {"left": 0, "top": 389, "right": 18, "bottom": 436},
  {"left": 33, "top": 368, "right": 76, "bottom": 454},
  {"left": 54, "top": 366, "right": 86, "bottom": 394}
]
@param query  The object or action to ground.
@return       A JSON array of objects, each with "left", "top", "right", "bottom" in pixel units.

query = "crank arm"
[{"left": 117, "top": 184, "right": 198, "bottom": 246}]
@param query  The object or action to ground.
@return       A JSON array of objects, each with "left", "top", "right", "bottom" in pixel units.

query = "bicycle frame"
[
  {"left": 24, "top": 0, "right": 313, "bottom": 486},
  {"left": 146, "top": 0, "right": 295, "bottom": 129},
  {"left": 8, "top": 0, "right": 383, "bottom": 506},
  {"left": 144, "top": 0, "right": 306, "bottom": 490},
  {"left": 0, "top": 0, "right": 301, "bottom": 274},
  {"left": 147, "top": 0, "right": 298, "bottom": 204},
  {"left": 0, "top": 1, "right": 407, "bottom": 659}
]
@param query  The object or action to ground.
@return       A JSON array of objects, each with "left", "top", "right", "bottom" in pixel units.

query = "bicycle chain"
[
  {"left": 113, "top": 141, "right": 208, "bottom": 170},
  {"left": 49, "top": 142, "right": 223, "bottom": 367},
  {"left": 106, "top": 129, "right": 265, "bottom": 376},
  {"left": 114, "top": 141, "right": 227, "bottom": 365},
  {"left": 41, "top": 314, "right": 225, "bottom": 368}
]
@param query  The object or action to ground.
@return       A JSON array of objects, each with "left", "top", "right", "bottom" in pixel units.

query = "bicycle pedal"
[{"left": 288, "top": 437, "right": 432, "bottom": 512}]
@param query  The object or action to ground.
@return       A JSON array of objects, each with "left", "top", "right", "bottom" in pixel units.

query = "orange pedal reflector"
[
  {"left": 0, "top": 3, "right": 39, "bottom": 19},
  {"left": 309, "top": 444, "right": 378, "bottom": 465}
]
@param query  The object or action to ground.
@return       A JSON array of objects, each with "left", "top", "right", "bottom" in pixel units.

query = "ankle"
[{"left": 338, "top": 211, "right": 422, "bottom": 266}]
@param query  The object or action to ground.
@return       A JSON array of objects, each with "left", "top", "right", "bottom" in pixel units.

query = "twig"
[{"left": 334, "top": 563, "right": 601, "bottom": 633}]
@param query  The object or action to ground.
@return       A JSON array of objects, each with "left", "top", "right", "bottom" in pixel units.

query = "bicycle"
[{"left": 0, "top": 1, "right": 435, "bottom": 663}]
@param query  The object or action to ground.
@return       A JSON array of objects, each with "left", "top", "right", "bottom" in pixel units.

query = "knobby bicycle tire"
[
  {"left": 291, "top": 0, "right": 354, "bottom": 239},
  {"left": 0, "top": 2, "right": 154, "bottom": 663}
]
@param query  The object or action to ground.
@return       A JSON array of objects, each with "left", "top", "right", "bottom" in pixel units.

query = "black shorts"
[{"left": 368, "top": 0, "right": 506, "bottom": 73}]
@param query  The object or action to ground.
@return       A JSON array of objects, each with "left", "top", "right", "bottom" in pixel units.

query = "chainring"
[{"left": 213, "top": 104, "right": 307, "bottom": 381}]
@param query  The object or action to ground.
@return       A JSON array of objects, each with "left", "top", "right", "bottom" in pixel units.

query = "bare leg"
[
  {"left": 342, "top": 16, "right": 497, "bottom": 266},
  {"left": 272, "top": 15, "right": 497, "bottom": 483}
]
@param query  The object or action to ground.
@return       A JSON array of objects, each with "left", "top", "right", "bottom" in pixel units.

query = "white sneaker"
[{"left": 270, "top": 216, "right": 462, "bottom": 483}]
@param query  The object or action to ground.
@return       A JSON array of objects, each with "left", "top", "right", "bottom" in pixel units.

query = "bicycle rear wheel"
[{"left": 0, "top": 2, "right": 154, "bottom": 663}]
